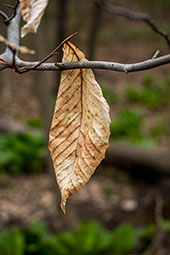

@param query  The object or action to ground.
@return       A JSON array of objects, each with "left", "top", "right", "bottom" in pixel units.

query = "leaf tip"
[
  {"left": 60, "top": 201, "right": 66, "bottom": 214},
  {"left": 60, "top": 193, "right": 67, "bottom": 214},
  {"left": 60, "top": 189, "right": 71, "bottom": 214}
]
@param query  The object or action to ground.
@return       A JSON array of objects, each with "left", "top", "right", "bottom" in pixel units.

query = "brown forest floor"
[{"left": 1, "top": 168, "right": 170, "bottom": 231}]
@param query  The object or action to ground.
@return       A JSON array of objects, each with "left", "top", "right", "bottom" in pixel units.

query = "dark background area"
[{"left": 0, "top": 0, "right": 170, "bottom": 254}]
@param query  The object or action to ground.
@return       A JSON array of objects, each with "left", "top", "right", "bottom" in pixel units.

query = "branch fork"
[{"left": 0, "top": 3, "right": 170, "bottom": 75}]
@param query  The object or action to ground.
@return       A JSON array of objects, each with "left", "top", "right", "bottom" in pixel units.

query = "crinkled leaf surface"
[
  {"left": 48, "top": 42, "right": 111, "bottom": 213},
  {"left": 19, "top": 0, "right": 48, "bottom": 38}
]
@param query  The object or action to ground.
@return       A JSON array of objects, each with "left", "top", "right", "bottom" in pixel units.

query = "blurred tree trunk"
[
  {"left": 55, "top": 0, "right": 69, "bottom": 87},
  {"left": 57, "top": 0, "right": 69, "bottom": 43},
  {"left": 88, "top": 0, "right": 104, "bottom": 60},
  {"left": 105, "top": 142, "right": 170, "bottom": 176}
]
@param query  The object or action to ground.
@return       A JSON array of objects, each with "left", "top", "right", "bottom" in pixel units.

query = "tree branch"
[
  {"left": 0, "top": 2, "right": 170, "bottom": 74},
  {"left": 0, "top": 4, "right": 21, "bottom": 69},
  {"left": 4, "top": 53, "right": 169, "bottom": 73},
  {"left": 0, "top": 10, "right": 9, "bottom": 22},
  {"left": 105, "top": 142, "right": 170, "bottom": 176},
  {"left": 4, "top": 0, "right": 20, "bottom": 24},
  {"left": 32, "top": 32, "right": 78, "bottom": 70},
  {"left": 96, "top": 0, "right": 170, "bottom": 49},
  {"left": 6, "top": 5, "right": 21, "bottom": 50}
]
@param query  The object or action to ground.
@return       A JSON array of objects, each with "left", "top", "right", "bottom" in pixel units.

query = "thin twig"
[
  {"left": 5, "top": 0, "right": 20, "bottom": 24},
  {"left": 33, "top": 32, "right": 78, "bottom": 69},
  {"left": 0, "top": 0, "right": 170, "bottom": 74},
  {"left": 152, "top": 50, "right": 160, "bottom": 59},
  {"left": 0, "top": 57, "right": 13, "bottom": 67},
  {"left": 15, "top": 32, "right": 78, "bottom": 73},
  {"left": 0, "top": 57, "right": 9, "bottom": 64},
  {"left": 144, "top": 19, "right": 170, "bottom": 49},
  {"left": 0, "top": 10, "right": 9, "bottom": 21},
  {"left": 2, "top": 4, "right": 15, "bottom": 9},
  {"left": 96, "top": 0, "right": 170, "bottom": 49}
]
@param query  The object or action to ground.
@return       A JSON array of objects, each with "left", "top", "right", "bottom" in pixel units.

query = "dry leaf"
[
  {"left": 48, "top": 42, "right": 111, "bottom": 213},
  {"left": 0, "top": 35, "right": 35, "bottom": 54},
  {"left": 19, "top": 0, "right": 48, "bottom": 38}
]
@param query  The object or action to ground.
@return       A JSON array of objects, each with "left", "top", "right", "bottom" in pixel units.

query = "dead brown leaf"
[
  {"left": 48, "top": 42, "right": 111, "bottom": 213},
  {"left": 19, "top": 0, "right": 48, "bottom": 38}
]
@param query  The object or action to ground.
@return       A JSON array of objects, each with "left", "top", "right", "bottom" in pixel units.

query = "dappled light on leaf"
[
  {"left": 19, "top": 0, "right": 49, "bottom": 38},
  {"left": 48, "top": 42, "right": 111, "bottom": 213}
]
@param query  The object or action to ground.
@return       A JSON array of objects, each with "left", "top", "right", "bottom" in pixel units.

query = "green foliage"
[
  {"left": 37, "top": 221, "right": 112, "bottom": 255},
  {"left": 0, "top": 132, "right": 46, "bottom": 174},
  {"left": 139, "top": 0, "right": 170, "bottom": 11},
  {"left": 74, "top": 221, "right": 111, "bottom": 254},
  {"left": 110, "top": 107, "right": 143, "bottom": 140},
  {"left": 142, "top": 74, "right": 154, "bottom": 85},
  {"left": 27, "top": 117, "right": 43, "bottom": 128},
  {"left": 101, "top": 83, "right": 118, "bottom": 104},
  {"left": 109, "top": 74, "right": 169, "bottom": 147},
  {"left": 110, "top": 107, "right": 159, "bottom": 148},
  {"left": 24, "top": 221, "right": 49, "bottom": 245},
  {"left": 151, "top": 122, "right": 164, "bottom": 138},
  {"left": 124, "top": 75, "right": 170, "bottom": 109},
  {"left": 161, "top": 220, "right": 170, "bottom": 232},
  {"left": 103, "top": 185, "right": 117, "bottom": 198},
  {"left": 138, "top": 224, "right": 156, "bottom": 246},
  {"left": 0, "top": 227, "right": 25, "bottom": 255},
  {"left": 111, "top": 223, "right": 138, "bottom": 255},
  {"left": 0, "top": 221, "right": 141, "bottom": 255},
  {"left": 2, "top": 220, "right": 170, "bottom": 255}
]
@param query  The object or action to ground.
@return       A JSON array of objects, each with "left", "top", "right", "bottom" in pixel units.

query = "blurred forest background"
[{"left": 0, "top": 0, "right": 170, "bottom": 254}]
